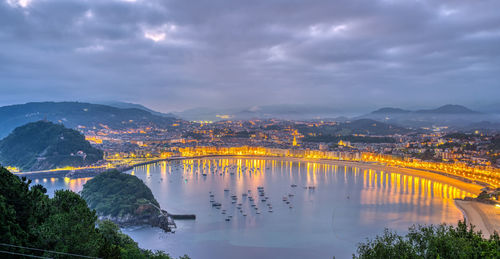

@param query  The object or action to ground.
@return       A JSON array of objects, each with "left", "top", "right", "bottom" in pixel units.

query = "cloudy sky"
[{"left": 1, "top": 0, "right": 499, "bottom": 113}]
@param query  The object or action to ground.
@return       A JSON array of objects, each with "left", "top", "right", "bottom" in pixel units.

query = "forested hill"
[
  {"left": 81, "top": 170, "right": 160, "bottom": 218},
  {"left": 295, "top": 119, "right": 411, "bottom": 137},
  {"left": 0, "top": 121, "right": 103, "bottom": 171},
  {"left": 80, "top": 170, "right": 173, "bottom": 231},
  {"left": 0, "top": 101, "right": 181, "bottom": 138}
]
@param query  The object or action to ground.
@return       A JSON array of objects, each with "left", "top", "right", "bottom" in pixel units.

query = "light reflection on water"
[
  {"left": 34, "top": 176, "right": 92, "bottom": 194},
  {"left": 33, "top": 157, "right": 469, "bottom": 259}
]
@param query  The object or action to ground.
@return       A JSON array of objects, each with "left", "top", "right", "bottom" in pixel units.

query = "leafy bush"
[{"left": 354, "top": 221, "right": 500, "bottom": 258}]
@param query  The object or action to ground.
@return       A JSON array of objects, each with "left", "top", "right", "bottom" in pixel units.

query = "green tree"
[
  {"left": 354, "top": 221, "right": 500, "bottom": 258},
  {"left": 34, "top": 190, "right": 103, "bottom": 257},
  {"left": 0, "top": 167, "right": 49, "bottom": 247},
  {"left": 81, "top": 170, "right": 160, "bottom": 217},
  {"left": 0, "top": 166, "right": 186, "bottom": 258}
]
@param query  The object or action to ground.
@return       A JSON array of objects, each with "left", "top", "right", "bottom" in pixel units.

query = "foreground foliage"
[
  {"left": 0, "top": 167, "right": 186, "bottom": 258},
  {"left": 354, "top": 221, "right": 500, "bottom": 258},
  {"left": 81, "top": 170, "right": 160, "bottom": 217}
]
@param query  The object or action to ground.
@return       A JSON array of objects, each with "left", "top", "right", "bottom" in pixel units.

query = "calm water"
[{"left": 33, "top": 157, "right": 471, "bottom": 258}]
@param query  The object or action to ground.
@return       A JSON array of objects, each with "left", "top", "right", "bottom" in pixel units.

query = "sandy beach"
[{"left": 454, "top": 200, "right": 500, "bottom": 237}]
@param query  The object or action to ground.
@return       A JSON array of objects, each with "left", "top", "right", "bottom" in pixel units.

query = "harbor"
[{"left": 30, "top": 156, "right": 480, "bottom": 258}]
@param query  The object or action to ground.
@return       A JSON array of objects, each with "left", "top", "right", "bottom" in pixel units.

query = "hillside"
[
  {"left": 81, "top": 170, "right": 160, "bottom": 218},
  {"left": 371, "top": 107, "right": 411, "bottom": 114},
  {"left": 0, "top": 121, "right": 103, "bottom": 171},
  {"left": 175, "top": 104, "right": 343, "bottom": 121},
  {"left": 80, "top": 170, "right": 173, "bottom": 232},
  {"left": 101, "top": 101, "right": 178, "bottom": 118},
  {"left": 344, "top": 119, "right": 410, "bottom": 135},
  {"left": 360, "top": 104, "right": 496, "bottom": 128},
  {"left": 0, "top": 101, "right": 180, "bottom": 138},
  {"left": 415, "top": 104, "right": 478, "bottom": 114},
  {"left": 296, "top": 119, "right": 411, "bottom": 139}
]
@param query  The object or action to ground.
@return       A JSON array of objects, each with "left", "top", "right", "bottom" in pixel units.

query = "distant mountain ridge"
[
  {"left": 176, "top": 104, "right": 346, "bottom": 121},
  {"left": 100, "top": 101, "right": 178, "bottom": 118},
  {"left": 416, "top": 104, "right": 479, "bottom": 114},
  {"left": 361, "top": 104, "right": 497, "bottom": 129},
  {"left": 296, "top": 118, "right": 411, "bottom": 137},
  {"left": 0, "top": 102, "right": 181, "bottom": 138},
  {"left": 371, "top": 108, "right": 411, "bottom": 114},
  {"left": 372, "top": 105, "right": 479, "bottom": 115}
]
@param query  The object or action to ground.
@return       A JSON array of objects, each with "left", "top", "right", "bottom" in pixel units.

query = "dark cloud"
[{"left": 0, "top": 0, "right": 499, "bottom": 113}]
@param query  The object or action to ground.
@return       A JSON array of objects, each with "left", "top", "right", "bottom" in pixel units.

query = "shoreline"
[
  {"left": 13, "top": 155, "right": 491, "bottom": 196},
  {"left": 17, "top": 154, "right": 484, "bottom": 197},
  {"left": 166, "top": 155, "right": 484, "bottom": 195},
  {"left": 127, "top": 155, "right": 499, "bottom": 237},
  {"left": 454, "top": 200, "right": 500, "bottom": 237},
  {"left": 19, "top": 154, "right": 494, "bottom": 234}
]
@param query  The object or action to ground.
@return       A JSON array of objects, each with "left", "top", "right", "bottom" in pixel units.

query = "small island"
[{"left": 81, "top": 170, "right": 184, "bottom": 232}]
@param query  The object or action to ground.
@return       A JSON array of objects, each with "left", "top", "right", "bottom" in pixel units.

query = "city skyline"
[
  {"left": 1, "top": 0, "right": 500, "bottom": 113},
  {"left": 1, "top": 1, "right": 500, "bottom": 258}
]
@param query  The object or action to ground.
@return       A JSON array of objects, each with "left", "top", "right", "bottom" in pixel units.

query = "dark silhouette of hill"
[
  {"left": 100, "top": 101, "right": 178, "bottom": 118},
  {"left": 0, "top": 121, "right": 103, "bottom": 171},
  {"left": 175, "top": 104, "right": 344, "bottom": 121},
  {"left": 360, "top": 105, "right": 496, "bottom": 128},
  {"left": 415, "top": 104, "right": 479, "bottom": 114},
  {"left": 296, "top": 118, "right": 411, "bottom": 138},
  {"left": 81, "top": 170, "right": 160, "bottom": 220},
  {"left": 371, "top": 107, "right": 411, "bottom": 114},
  {"left": 345, "top": 119, "right": 410, "bottom": 135}
]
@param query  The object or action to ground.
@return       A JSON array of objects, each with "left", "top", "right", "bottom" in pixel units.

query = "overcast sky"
[{"left": 1, "top": 0, "right": 499, "bottom": 113}]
